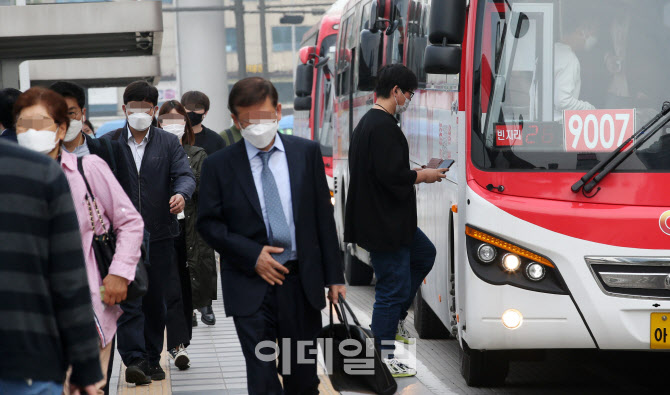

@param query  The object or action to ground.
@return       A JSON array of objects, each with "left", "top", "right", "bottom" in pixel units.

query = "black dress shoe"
[
  {"left": 192, "top": 311, "right": 198, "bottom": 327},
  {"left": 125, "top": 359, "right": 152, "bottom": 385},
  {"left": 149, "top": 364, "right": 166, "bottom": 381},
  {"left": 199, "top": 305, "right": 216, "bottom": 325}
]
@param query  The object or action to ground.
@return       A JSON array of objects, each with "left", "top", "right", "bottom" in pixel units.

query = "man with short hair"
[
  {"left": 50, "top": 81, "right": 126, "bottom": 179},
  {"left": 198, "top": 77, "right": 346, "bottom": 395},
  {"left": 345, "top": 64, "right": 446, "bottom": 377},
  {"left": 102, "top": 80, "right": 196, "bottom": 385},
  {"left": 180, "top": 90, "right": 225, "bottom": 326},
  {"left": 0, "top": 88, "right": 20, "bottom": 142},
  {"left": 181, "top": 90, "right": 225, "bottom": 156}
]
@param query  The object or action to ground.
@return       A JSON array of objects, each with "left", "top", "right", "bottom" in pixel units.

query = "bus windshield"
[{"left": 473, "top": 0, "right": 670, "bottom": 171}]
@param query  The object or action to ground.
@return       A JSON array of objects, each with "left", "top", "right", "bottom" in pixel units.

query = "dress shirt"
[
  {"left": 63, "top": 132, "right": 90, "bottom": 157},
  {"left": 245, "top": 136, "right": 298, "bottom": 260},
  {"left": 127, "top": 126, "right": 150, "bottom": 173}
]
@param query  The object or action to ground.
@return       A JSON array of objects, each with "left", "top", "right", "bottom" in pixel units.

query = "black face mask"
[{"left": 187, "top": 112, "right": 204, "bottom": 126}]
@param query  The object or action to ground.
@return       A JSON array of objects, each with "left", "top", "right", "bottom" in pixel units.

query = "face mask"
[
  {"left": 17, "top": 128, "right": 59, "bottom": 154},
  {"left": 64, "top": 119, "right": 82, "bottom": 142},
  {"left": 187, "top": 112, "right": 204, "bottom": 126},
  {"left": 582, "top": 31, "right": 598, "bottom": 51},
  {"left": 394, "top": 90, "right": 411, "bottom": 114},
  {"left": 163, "top": 124, "right": 185, "bottom": 141},
  {"left": 127, "top": 111, "right": 153, "bottom": 131},
  {"left": 240, "top": 121, "right": 278, "bottom": 149}
]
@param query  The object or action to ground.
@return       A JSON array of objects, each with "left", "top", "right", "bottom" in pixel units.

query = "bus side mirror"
[
  {"left": 294, "top": 96, "right": 312, "bottom": 111},
  {"left": 358, "top": 29, "right": 381, "bottom": 91},
  {"left": 424, "top": 0, "right": 466, "bottom": 75},
  {"left": 298, "top": 46, "right": 317, "bottom": 65},
  {"left": 295, "top": 64, "right": 314, "bottom": 97}
]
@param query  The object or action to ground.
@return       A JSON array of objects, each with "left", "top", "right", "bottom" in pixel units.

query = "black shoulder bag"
[{"left": 77, "top": 156, "right": 148, "bottom": 301}]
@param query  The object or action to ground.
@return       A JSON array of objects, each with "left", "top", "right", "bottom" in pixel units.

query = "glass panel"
[{"left": 473, "top": 0, "right": 670, "bottom": 171}]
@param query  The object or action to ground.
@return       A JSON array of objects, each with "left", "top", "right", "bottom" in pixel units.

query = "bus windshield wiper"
[{"left": 572, "top": 102, "right": 670, "bottom": 195}]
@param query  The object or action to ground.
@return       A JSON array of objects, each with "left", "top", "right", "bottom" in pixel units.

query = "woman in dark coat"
[{"left": 158, "top": 100, "right": 217, "bottom": 370}]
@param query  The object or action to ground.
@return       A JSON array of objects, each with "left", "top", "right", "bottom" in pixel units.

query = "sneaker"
[
  {"left": 384, "top": 358, "right": 417, "bottom": 378},
  {"left": 168, "top": 348, "right": 178, "bottom": 360},
  {"left": 192, "top": 311, "right": 198, "bottom": 327},
  {"left": 395, "top": 319, "right": 415, "bottom": 344},
  {"left": 173, "top": 344, "right": 190, "bottom": 370},
  {"left": 149, "top": 364, "right": 166, "bottom": 381},
  {"left": 125, "top": 359, "right": 152, "bottom": 385}
]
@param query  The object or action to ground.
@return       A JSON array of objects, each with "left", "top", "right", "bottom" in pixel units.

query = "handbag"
[
  {"left": 77, "top": 156, "right": 148, "bottom": 302},
  {"left": 318, "top": 296, "right": 397, "bottom": 395}
]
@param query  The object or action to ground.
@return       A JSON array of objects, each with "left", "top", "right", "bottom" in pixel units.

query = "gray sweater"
[{"left": 0, "top": 140, "right": 102, "bottom": 386}]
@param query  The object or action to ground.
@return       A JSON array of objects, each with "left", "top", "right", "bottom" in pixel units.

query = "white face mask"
[
  {"left": 64, "top": 119, "right": 83, "bottom": 142},
  {"left": 582, "top": 30, "right": 598, "bottom": 51},
  {"left": 17, "top": 128, "right": 59, "bottom": 154},
  {"left": 240, "top": 121, "right": 278, "bottom": 149},
  {"left": 162, "top": 123, "right": 185, "bottom": 142},
  {"left": 394, "top": 89, "right": 411, "bottom": 114},
  {"left": 127, "top": 111, "right": 153, "bottom": 131}
]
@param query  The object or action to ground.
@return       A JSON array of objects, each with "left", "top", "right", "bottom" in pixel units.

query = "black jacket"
[
  {"left": 102, "top": 125, "right": 196, "bottom": 242},
  {"left": 344, "top": 109, "right": 418, "bottom": 251},
  {"left": 197, "top": 134, "right": 344, "bottom": 317},
  {"left": 84, "top": 133, "right": 128, "bottom": 182},
  {"left": 0, "top": 128, "right": 16, "bottom": 142}
]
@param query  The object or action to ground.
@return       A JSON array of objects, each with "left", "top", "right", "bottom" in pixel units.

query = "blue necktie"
[{"left": 258, "top": 149, "right": 292, "bottom": 264}]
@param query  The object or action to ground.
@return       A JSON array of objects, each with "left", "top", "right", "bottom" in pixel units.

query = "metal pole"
[
  {"left": 259, "top": 0, "right": 269, "bottom": 78},
  {"left": 234, "top": 0, "right": 247, "bottom": 78},
  {"left": 291, "top": 24, "right": 296, "bottom": 92}
]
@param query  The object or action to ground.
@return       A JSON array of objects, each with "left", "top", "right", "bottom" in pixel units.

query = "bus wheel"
[
  {"left": 460, "top": 343, "right": 509, "bottom": 387},
  {"left": 344, "top": 248, "right": 373, "bottom": 286},
  {"left": 414, "top": 287, "right": 450, "bottom": 339}
]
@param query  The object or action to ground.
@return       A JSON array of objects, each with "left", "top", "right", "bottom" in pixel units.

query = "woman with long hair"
[{"left": 158, "top": 100, "right": 216, "bottom": 370}]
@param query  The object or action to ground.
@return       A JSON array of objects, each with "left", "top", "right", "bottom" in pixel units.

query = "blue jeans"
[
  {"left": 0, "top": 379, "right": 62, "bottom": 395},
  {"left": 369, "top": 228, "right": 436, "bottom": 359}
]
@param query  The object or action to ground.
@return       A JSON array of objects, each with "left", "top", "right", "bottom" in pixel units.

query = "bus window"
[
  {"left": 336, "top": 15, "right": 352, "bottom": 97},
  {"left": 406, "top": 0, "right": 428, "bottom": 85}
]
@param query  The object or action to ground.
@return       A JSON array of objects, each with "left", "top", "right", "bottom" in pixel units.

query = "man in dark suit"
[{"left": 198, "top": 77, "right": 346, "bottom": 395}]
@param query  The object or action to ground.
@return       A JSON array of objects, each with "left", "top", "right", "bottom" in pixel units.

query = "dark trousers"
[
  {"left": 166, "top": 219, "right": 192, "bottom": 349},
  {"left": 117, "top": 238, "right": 174, "bottom": 366},
  {"left": 233, "top": 272, "right": 321, "bottom": 395},
  {"left": 369, "top": 227, "right": 436, "bottom": 358}
]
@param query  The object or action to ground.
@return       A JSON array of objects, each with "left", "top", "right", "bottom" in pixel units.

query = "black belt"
[{"left": 284, "top": 260, "right": 299, "bottom": 274}]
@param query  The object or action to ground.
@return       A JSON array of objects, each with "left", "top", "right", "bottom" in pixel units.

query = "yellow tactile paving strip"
[{"left": 116, "top": 334, "right": 171, "bottom": 395}]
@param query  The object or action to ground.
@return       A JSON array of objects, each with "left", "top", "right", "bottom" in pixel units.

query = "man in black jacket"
[
  {"left": 344, "top": 65, "right": 446, "bottom": 377},
  {"left": 102, "top": 81, "right": 195, "bottom": 385},
  {"left": 50, "top": 81, "right": 128, "bottom": 183},
  {"left": 198, "top": 77, "right": 346, "bottom": 395}
]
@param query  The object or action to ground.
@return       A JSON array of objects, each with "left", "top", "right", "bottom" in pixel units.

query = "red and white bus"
[
  {"left": 293, "top": 4, "right": 345, "bottom": 191},
  {"left": 332, "top": 0, "right": 670, "bottom": 386}
]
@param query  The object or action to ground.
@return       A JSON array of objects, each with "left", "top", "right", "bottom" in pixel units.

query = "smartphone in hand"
[
  {"left": 438, "top": 159, "right": 455, "bottom": 169},
  {"left": 426, "top": 158, "right": 455, "bottom": 170}
]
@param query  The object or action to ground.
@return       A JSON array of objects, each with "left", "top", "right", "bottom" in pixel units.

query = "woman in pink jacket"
[{"left": 14, "top": 87, "right": 144, "bottom": 395}]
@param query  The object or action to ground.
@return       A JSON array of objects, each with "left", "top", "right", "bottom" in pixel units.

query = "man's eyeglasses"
[{"left": 403, "top": 90, "right": 415, "bottom": 100}]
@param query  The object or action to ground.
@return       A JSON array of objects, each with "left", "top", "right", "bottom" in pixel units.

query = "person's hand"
[
  {"left": 420, "top": 168, "right": 448, "bottom": 184},
  {"left": 102, "top": 274, "right": 128, "bottom": 306},
  {"left": 255, "top": 246, "right": 290, "bottom": 285},
  {"left": 169, "top": 194, "right": 185, "bottom": 214},
  {"left": 69, "top": 384, "right": 97, "bottom": 395},
  {"left": 328, "top": 285, "right": 347, "bottom": 303}
]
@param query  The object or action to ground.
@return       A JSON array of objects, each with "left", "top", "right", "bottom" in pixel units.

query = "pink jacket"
[{"left": 60, "top": 150, "right": 144, "bottom": 347}]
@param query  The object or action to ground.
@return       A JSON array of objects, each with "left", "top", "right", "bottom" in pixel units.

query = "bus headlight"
[
  {"left": 502, "top": 309, "right": 523, "bottom": 329},
  {"left": 465, "top": 225, "right": 569, "bottom": 295},
  {"left": 526, "top": 262, "right": 546, "bottom": 281},
  {"left": 502, "top": 254, "right": 521, "bottom": 272},
  {"left": 477, "top": 243, "right": 497, "bottom": 263}
]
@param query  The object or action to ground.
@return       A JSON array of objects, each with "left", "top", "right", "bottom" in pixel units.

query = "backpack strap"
[{"left": 225, "top": 129, "right": 234, "bottom": 146}]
